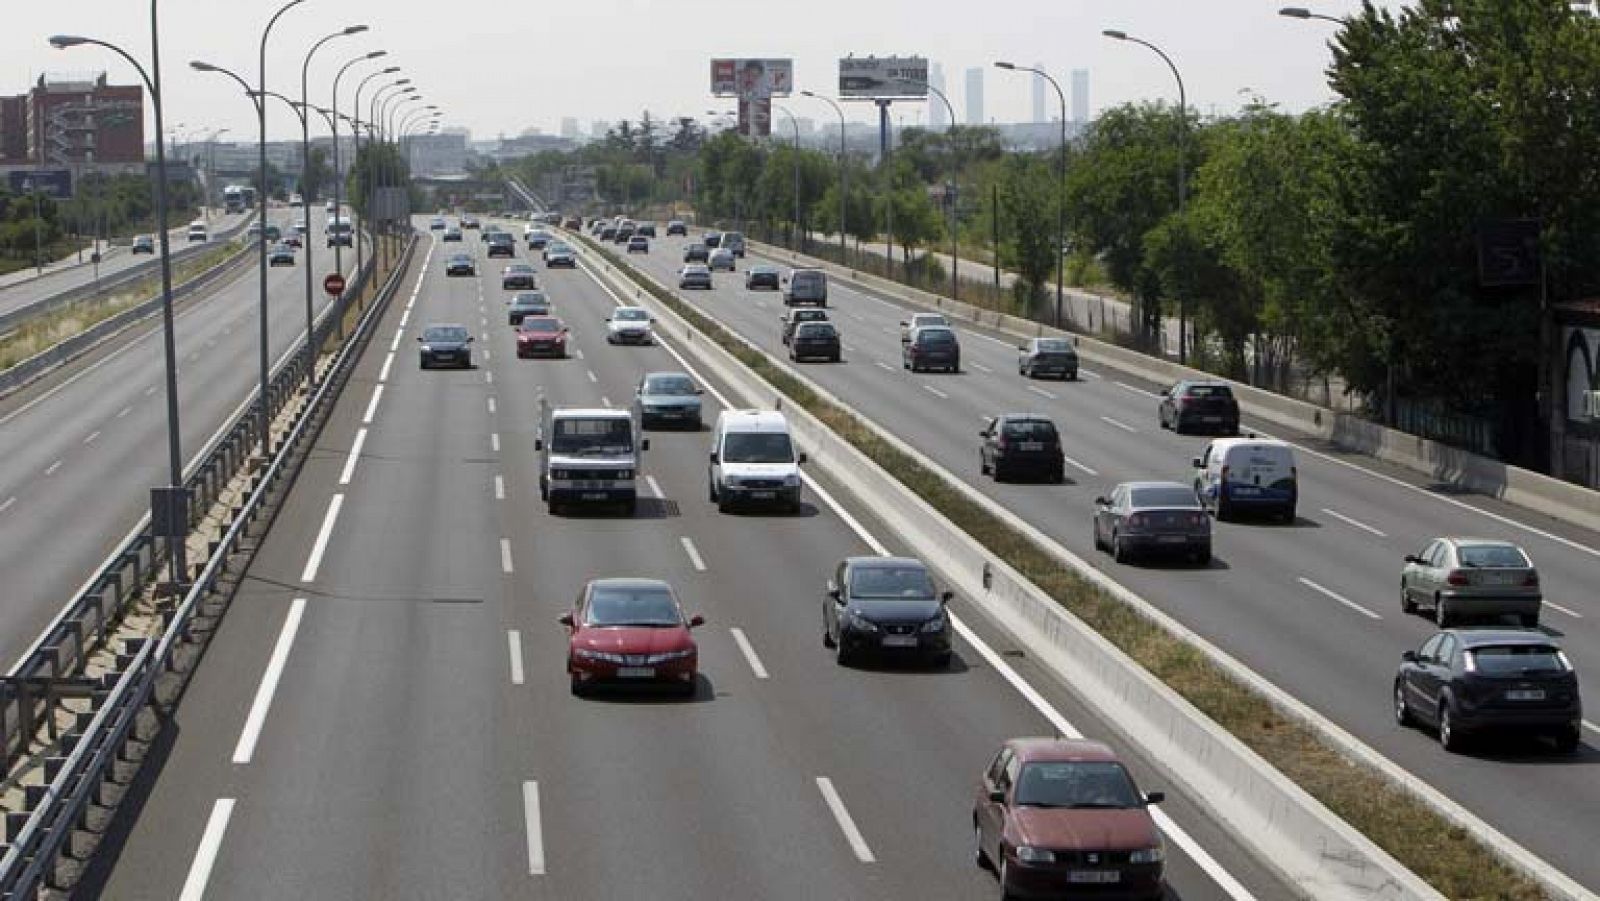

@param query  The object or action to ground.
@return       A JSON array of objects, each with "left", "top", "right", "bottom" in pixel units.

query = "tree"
[
  {"left": 297, "top": 146, "right": 333, "bottom": 201},
  {"left": 998, "top": 155, "right": 1057, "bottom": 315}
]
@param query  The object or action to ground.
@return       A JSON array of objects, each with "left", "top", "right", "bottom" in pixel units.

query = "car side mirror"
[
  {"left": 709, "top": 452, "right": 719, "bottom": 464},
  {"left": 558, "top": 613, "right": 574, "bottom": 627},
  {"left": 466, "top": 336, "right": 475, "bottom": 343},
  {"left": 987, "top": 788, "right": 1005, "bottom": 804},
  {"left": 1190, "top": 457, "right": 1203, "bottom": 469},
  {"left": 797, "top": 452, "right": 808, "bottom": 465},
  {"left": 688, "top": 614, "right": 705, "bottom": 628},
  {"left": 415, "top": 336, "right": 422, "bottom": 342},
  {"left": 1094, "top": 496, "right": 1109, "bottom": 506},
  {"left": 940, "top": 590, "right": 954, "bottom": 605},
  {"left": 534, "top": 438, "right": 544, "bottom": 451},
  {"left": 640, "top": 438, "right": 650, "bottom": 452},
  {"left": 1144, "top": 791, "right": 1165, "bottom": 806},
  {"left": 1401, "top": 650, "right": 1418, "bottom": 663},
  {"left": 696, "top": 389, "right": 705, "bottom": 395},
  {"left": 1403, "top": 554, "right": 1421, "bottom": 565}
]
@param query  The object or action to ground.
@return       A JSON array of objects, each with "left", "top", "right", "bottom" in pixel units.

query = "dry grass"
[{"left": 583, "top": 235, "right": 1549, "bottom": 901}]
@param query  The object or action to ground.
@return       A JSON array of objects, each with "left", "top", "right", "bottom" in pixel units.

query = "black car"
[
  {"left": 487, "top": 232, "right": 516, "bottom": 258},
  {"left": 636, "top": 223, "right": 657, "bottom": 238},
  {"left": 418, "top": 324, "right": 473, "bottom": 369},
  {"left": 789, "top": 321, "right": 841, "bottom": 362},
  {"left": 1159, "top": 380, "right": 1240, "bottom": 435},
  {"left": 683, "top": 243, "right": 709, "bottom": 263},
  {"left": 704, "top": 231, "right": 723, "bottom": 249},
  {"left": 781, "top": 308, "right": 830, "bottom": 345},
  {"left": 627, "top": 235, "right": 650, "bottom": 254},
  {"left": 745, "top": 265, "right": 781, "bottom": 290},
  {"left": 600, "top": 225, "right": 618, "bottom": 241},
  {"left": 1092, "top": 481, "right": 1212, "bottom": 565},
  {"left": 979, "top": 416, "right": 1066, "bottom": 484},
  {"left": 508, "top": 292, "right": 551, "bottom": 325},
  {"left": 903, "top": 326, "right": 960, "bottom": 373},
  {"left": 824, "top": 557, "right": 953, "bottom": 668},
  {"left": 1395, "top": 629, "right": 1582, "bottom": 753},
  {"left": 502, "top": 264, "right": 538, "bottom": 290},
  {"left": 445, "top": 254, "right": 475, "bottom": 277},
  {"left": 666, "top": 220, "right": 688, "bottom": 236},
  {"left": 614, "top": 226, "right": 635, "bottom": 243},
  {"left": 131, "top": 235, "right": 155, "bottom": 254}
]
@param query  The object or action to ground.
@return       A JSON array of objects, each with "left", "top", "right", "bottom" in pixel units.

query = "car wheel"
[
  {"left": 1434, "top": 595, "right": 1452, "bottom": 627},
  {"left": 1193, "top": 548, "right": 1211, "bottom": 566},
  {"left": 1018, "top": 362, "right": 1027, "bottom": 376},
  {"left": 1066, "top": 371, "right": 1077, "bottom": 381},
  {"left": 1092, "top": 522, "right": 1105, "bottom": 552},
  {"left": 1050, "top": 467, "right": 1065, "bottom": 485},
  {"left": 933, "top": 652, "right": 953, "bottom": 669},
  {"left": 980, "top": 455, "right": 990, "bottom": 476},
  {"left": 822, "top": 622, "right": 836, "bottom": 649},
  {"left": 993, "top": 462, "right": 1007, "bottom": 483},
  {"left": 1394, "top": 681, "right": 1414, "bottom": 727},
  {"left": 1214, "top": 497, "right": 1230, "bottom": 522},
  {"left": 708, "top": 480, "right": 717, "bottom": 503},
  {"left": 974, "top": 822, "right": 991, "bottom": 870},
  {"left": 1554, "top": 725, "right": 1581, "bottom": 754},
  {"left": 835, "top": 639, "right": 854, "bottom": 668},
  {"left": 1401, "top": 580, "right": 1418, "bottom": 615},
  {"left": 1112, "top": 533, "right": 1130, "bottom": 564},
  {"left": 1438, "top": 701, "right": 1465, "bottom": 753},
  {"left": 997, "top": 857, "right": 1014, "bottom": 899}
]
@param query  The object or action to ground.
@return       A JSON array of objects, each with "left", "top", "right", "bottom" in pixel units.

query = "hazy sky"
[{"left": 2, "top": 0, "right": 1379, "bottom": 144}]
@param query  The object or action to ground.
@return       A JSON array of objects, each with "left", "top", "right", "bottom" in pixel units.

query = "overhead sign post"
[
  {"left": 838, "top": 56, "right": 929, "bottom": 100},
  {"left": 323, "top": 273, "right": 346, "bottom": 297},
  {"left": 710, "top": 58, "right": 793, "bottom": 137}
]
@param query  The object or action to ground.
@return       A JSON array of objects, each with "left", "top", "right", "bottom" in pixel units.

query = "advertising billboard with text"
[
  {"left": 710, "top": 59, "right": 793, "bottom": 99},
  {"left": 839, "top": 56, "right": 929, "bottom": 100}
]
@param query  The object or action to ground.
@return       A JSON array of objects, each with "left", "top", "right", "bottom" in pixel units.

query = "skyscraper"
[
  {"left": 964, "top": 67, "right": 983, "bottom": 126},
  {"left": 560, "top": 117, "right": 579, "bottom": 139},
  {"left": 1071, "top": 69, "right": 1090, "bottom": 126},
  {"left": 929, "top": 62, "right": 948, "bottom": 130},
  {"left": 1031, "top": 62, "right": 1047, "bottom": 124}
]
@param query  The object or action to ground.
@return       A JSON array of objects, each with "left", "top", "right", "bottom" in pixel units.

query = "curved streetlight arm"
[
  {"left": 1278, "top": 7, "right": 1344, "bottom": 23},
  {"left": 56, "top": 37, "right": 155, "bottom": 95},
  {"left": 252, "top": 89, "right": 306, "bottom": 127},
  {"left": 801, "top": 90, "right": 849, "bottom": 252},
  {"left": 995, "top": 61, "right": 1069, "bottom": 326},
  {"left": 191, "top": 61, "right": 262, "bottom": 113},
  {"left": 386, "top": 92, "right": 421, "bottom": 138},
  {"left": 371, "top": 81, "right": 411, "bottom": 141}
]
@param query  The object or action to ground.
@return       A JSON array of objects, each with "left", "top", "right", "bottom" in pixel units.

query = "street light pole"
[
  {"left": 774, "top": 105, "right": 801, "bottom": 249},
  {"left": 370, "top": 80, "right": 412, "bottom": 270},
  {"left": 996, "top": 62, "right": 1068, "bottom": 328},
  {"left": 332, "top": 52, "right": 384, "bottom": 278},
  {"left": 1102, "top": 31, "right": 1188, "bottom": 361},
  {"left": 896, "top": 78, "right": 960, "bottom": 302},
  {"left": 352, "top": 67, "right": 400, "bottom": 280},
  {"left": 1278, "top": 6, "right": 1345, "bottom": 24},
  {"left": 801, "top": 90, "right": 847, "bottom": 256}
]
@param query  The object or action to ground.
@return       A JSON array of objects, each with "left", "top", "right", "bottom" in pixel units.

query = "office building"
[
  {"left": 929, "top": 62, "right": 947, "bottom": 130},
  {"left": 0, "top": 72, "right": 144, "bottom": 171},
  {"left": 964, "top": 67, "right": 983, "bottom": 126},
  {"left": 1072, "top": 69, "right": 1090, "bottom": 126},
  {"left": 1031, "top": 62, "right": 1047, "bottom": 124},
  {"left": 560, "top": 117, "right": 579, "bottom": 139}
]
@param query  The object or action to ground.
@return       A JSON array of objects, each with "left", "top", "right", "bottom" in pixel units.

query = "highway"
[
  {"left": 611, "top": 226, "right": 1600, "bottom": 890},
  {"left": 0, "top": 211, "right": 251, "bottom": 321},
  {"left": 0, "top": 218, "right": 358, "bottom": 668},
  {"left": 96, "top": 223, "right": 1290, "bottom": 900}
]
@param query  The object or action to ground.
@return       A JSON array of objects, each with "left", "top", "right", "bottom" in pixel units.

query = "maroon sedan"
[
  {"left": 561, "top": 579, "right": 703, "bottom": 697},
  {"left": 516, "top": 316, "right": 569, "bottom": 359},
  {"left": 973, "top": 738, "right": 1166, "bottom": 899}
]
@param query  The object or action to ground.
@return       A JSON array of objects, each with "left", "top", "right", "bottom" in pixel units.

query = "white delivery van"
[
  {"left": 186, "top": 220, "right": 208, "bottom": 242},
  {"left": 535, "top": 403, "right": 647, "bottom": 515},
  {"left": 326, "top": 215, "right": 353, "bottom": 247},
  {"left": 707, "top": 410, "right": 806, "bottom": 514},
  {"left": 1192, "top": 436, "right": 1298, "bottom": 523}
]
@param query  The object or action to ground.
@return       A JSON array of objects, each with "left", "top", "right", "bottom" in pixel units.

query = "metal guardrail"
[{"left": 0, "top": 231, "right": 415, "bottom": 897}]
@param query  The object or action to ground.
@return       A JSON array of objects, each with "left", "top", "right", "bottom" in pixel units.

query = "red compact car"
[
  {"left": 516, "top": 316, "right": 568, "bottom": 359},
  {"left": 973, "top": 738, "right": 1166, "bottom": 900},
  {"left": 562, "top": 579, "right": 703, "bottom": 697}
]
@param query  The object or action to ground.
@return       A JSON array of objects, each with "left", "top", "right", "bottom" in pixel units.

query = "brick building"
[{"left": 0, "top": 73, "right": 144, "bottom": 170}]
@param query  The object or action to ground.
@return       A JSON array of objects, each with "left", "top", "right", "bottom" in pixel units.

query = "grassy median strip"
[
  {"left": 0, "top": 241, "right": 242, "bottom": 371},
  {"left": 580, "top": 235, "right": 1545, "bottom": 900}
]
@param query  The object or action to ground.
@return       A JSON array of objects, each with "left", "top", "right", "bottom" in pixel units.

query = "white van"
[
  {"left": 708, "top": 409, "right": 806, "bottom": 514},
  {"left": 186, "top": 221, "right": 208, "bottom": 242},
  {"left": 1192, "top": 437, "right": 1298, "bottom": 522}
]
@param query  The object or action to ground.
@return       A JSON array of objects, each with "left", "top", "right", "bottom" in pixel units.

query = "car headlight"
[
  {"left": 645, "top": 649, "right": 695, "bottom": 664},
  {"left": 574, "top": 648, "right": 627, "bottom": 664},
  {"left": 1129, "top": 846, "right": 1164, "bottom": 864},
  {"left": 419, "top": 345, "right": 432, "bottom": 353},
  {"left": 920, "top": 612, "right": 947, "bottom": 633},
  {"left": 846, "top": 611, "right": 879, "bottom": 633},
  {"left": 1015, "top": 846, "right": 1055, "bottom": 864}
]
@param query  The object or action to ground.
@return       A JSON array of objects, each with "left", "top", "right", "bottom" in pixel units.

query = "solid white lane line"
[
  {"left": 1062, "top": 454, "right": 1099, "bottom": 476},
  {"left": 487, "top": 397, "right": 497, "bottom": 414},
  {"left": 1297, "top": 577, "right": 1382, "bottom": 620},
  {"left": 500, "top": 538, "right": 514, "bottom": 573},
  {"left": 339, "top": 428, "right": 368, "bottom": 486},
  {"left": 923, "top": 384, "right": 949, "bottom": 400},
  {"left": 1100, "top": 415, "right": 1138, "bottom": 433},
  {"left": 83, "top": 430, "right": 100, "bottom": 445},
  {"left": 815, "top": 777, "right": 875, "bottom": 863},
  {"left": 586, "top": 370, "right": 598, "bottom": 383},
  {"left": 875, "top": 361, "right": 895, "bottom": 372},
  {"left": 1584, "top": 720, "right": 1599, "bottom": 736},
  {"left": 647, "top": 475, "right": 666, "bottom": 499},
  {"left": 680, "top": 536, "right": 707, "bottom": 571},
  {"left": 494, "top": 475, "right": 506, "bottom": 500},
  {"left": 1117, "top": 381, "right": 1160, "bottom": 399},
  {"left": 491, "top": 432, "right": 501, "bottom": 453},
  {"left": 0, "top": 497, "right": 14, "bottom": 514},
  {"left": 398, "top": 309, "right": 410, "bottom": 327},
  {"left": 362, "top": 385, "right": 384, "bottom": 424},
  {"left": 1026, "top": 385, "right": 1058, "bottom": 401},
  {"left": 522, "top": 781, "right": 546, "bottom": 875},
  {"left": 300, "top": 494, "right": 344, "bottom": 582},
  {"left": 1320, "top": 508, "right": 1387, "bottom": 538},
  {"left": 378, "top": 352, "right": 394, "bottom": 383},
  {"left": 44, "top": 460, "right": 62, "bottom": 476},
  {"left": 508, "top": 630, "right": 525, "bottom": 685},
  {"left": 178, "top": 798, "right": 236, "bottom": 901},
  {"left": 232, "top": 598, "right": 306, "bottom": 764},
  {"left": 117, "top": 406, "right": 131, "bottom": 418},
  {"left": 969, "top": 362, "right": 994, "bottom": 374},
  {"left": 1543, "top": 600, "right": 1584, "bottom": 619},
  {"left": 730, "top": 627, "right": 770, "bottom": 679}
]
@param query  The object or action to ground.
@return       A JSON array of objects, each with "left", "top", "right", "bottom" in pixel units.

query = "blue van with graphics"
[{"left": 1192, "top": 437, "right": 1297, "bottom": 522}]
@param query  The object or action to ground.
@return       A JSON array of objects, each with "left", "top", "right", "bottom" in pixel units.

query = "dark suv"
[
  {"left": 1159, "top": 380, "right": 1240, "bottom": 435},
  {"left": 903, "top": 326, "right": 960, "bottom": 373},
  {"left": 979, "top": 416, "right": 1065, "bottom": 483},
  {"left": 486, "top": 232, "right": 516, "bottom": 258},
  {"left": 1395, "top": 628, "right": 1582, "bottom": 753},
  {"left": 789, "top": 321, "right": 841, "bottom": 362}
]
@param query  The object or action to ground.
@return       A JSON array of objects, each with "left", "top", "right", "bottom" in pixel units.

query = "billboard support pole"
[{"left": 875, "top": 99, "right": 891, "bottom": 165}]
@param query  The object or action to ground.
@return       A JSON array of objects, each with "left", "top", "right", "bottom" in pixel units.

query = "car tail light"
[
  {"left": 1190, "top": 513, "right": 1207, "bottom": 527},
  {"left": 1523, "top": 572, "right": 1540, "bottom": 587},
  {"left": 996, "top": 434, "right": 1008, "bottom": 450},
  {"left": 1125, "top": 513, "right": 1145, "bottom": 529},
  {"left": 1446, "top": 571, "right": 1471, "bottom": 587}
]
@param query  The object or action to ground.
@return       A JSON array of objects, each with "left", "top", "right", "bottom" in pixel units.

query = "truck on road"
[{"left": 535, "top": 403, "right": 648, "bottom": 515}]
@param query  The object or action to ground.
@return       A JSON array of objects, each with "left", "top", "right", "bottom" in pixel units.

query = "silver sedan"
[{"left": 1401, "top": 537, "right": 1542, "bottom": 627}]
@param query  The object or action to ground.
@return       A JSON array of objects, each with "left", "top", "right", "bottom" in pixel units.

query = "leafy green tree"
[{"left": 998, "top": 155, "right": 1057, "bottom": 315}]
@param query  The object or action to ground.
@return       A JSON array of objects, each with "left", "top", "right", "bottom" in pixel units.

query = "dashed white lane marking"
[
  {"left": 83, "top": 431, "right": 100, "bottom": 445},
  {"left": 487, "top": 397, "right": 497, "bottom": 415},
  {"left": 1117, "top": 381, "right": 1160, "bottom": 399},
  {"left": 178, "top": 798, "right": 236, "bottom": 901},
  {"left": 586, "top": 370, "right": 598, "bottom": 383},
  {"left": 484, "top": 349, "right": 491, "bottom": 361},
  {"left": 1026, "top": 385, "right": 1058, "bottom": 401},
  {"left": 491, "top": 433, "right": 501, "bottom": 453},
  {"left": 117, "top": 406, "right": 131, "bottom": 418},
  {"left": 44, "top": 460, "right": 62, "bottom": 476},
  {"left": 523, "top": 781, "right": 545, "bottom": 876},
  {"left": 600, "top": 396, "right": 612, "bottom": 407},
  {"left": 647, "top": 475, "right": 666, "bottom": 499},
  {"left": 232, "top": 597, "right": 307, "bottom": 764},
  {"left": 730, "top": 627, "right": 770, "bottom": 679},
  {"left": 0, "top": 497, "right": 15, "bottom": 514},
  {"left": 969, "top": 362, "right": 994, "bottom": 374},
  {"left": 301, "top": 494, "right": 344, "bottom": 582},
  {"left": 399, "top": 309, "right": 410, "bottom": 327},
  {"left": 507, "top": 630, "right": 525, "bottom": 685},
  {"left": 339, "top": 428, "right": 368, "bottom": 486},
  {"left": 1099, "top": 415, "right": 1138, "bottom": 433},
  {"left": 390, "top": 327, "right": 403, "bottom": 353},
  {"left": 1320, "top": 507, "right": 1387, "bottom": 538},
  {"left": 1080, "top": 368, "right": 1102, "bottom": 380},
  {"left": 145, "top": 385, "right": 157, "bottom": 396},
  {"left": 378, "top": 352, "right": 395, "bottom": 384},
  {"left": 574, "top": 348, "right": 585, "bottom": 360},
  {"left": 815, "top": 778, "right": 875, "bottom": 863},
  {"left": 1543, "top": 600, "right": 1584, "bottom": 619},
  {"left": 486, "top": 371, "right": 494, "bottom": 385},
  {"left": 680, "top": 536, "right": 707, "bottom": 571},
  {"left": 500, "top": 538, "right": 514, "bottom": 573},
  {"left": 1062, "top": 454, "right": 1099, "bottom": 476},
  {"left": 362, "top": 385, "right": 384, "bottom": 425},
  {"left": 875, "top": 360, "right": 894, "bottom": 372},
  {"left": 495, "top": 475, "right": 506, "bottom": 500},
  {"left": 922, "top": 384, "right": 949, "bottom": 400},
  {"left": 1297, "top": 576, "right": 1382, "bottom": 620}
]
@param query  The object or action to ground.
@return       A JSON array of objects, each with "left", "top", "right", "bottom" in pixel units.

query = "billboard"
[
  {"left": 839, "top": 56, "right": 929, "bottom": 100},
  {"left": 8, "top": 169, "right": 73, "bottom": 198},
  {"left": 710, "top": 58, "right": 793, "bottom": 99}
]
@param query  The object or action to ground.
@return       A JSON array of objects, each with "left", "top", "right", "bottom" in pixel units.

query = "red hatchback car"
[
  {"left": 973, "top": 738, "right": 1166, "bottom": 900},
  {"left": 561, "top": 579, "right": 703, "bottom": 696},
  {"left": 516, "top": 316, "right": 569, "bottom": 358}
]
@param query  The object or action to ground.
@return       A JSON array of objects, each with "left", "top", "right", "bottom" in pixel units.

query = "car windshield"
[
  {"left": 1013, "top": 761, "right": 1142, "bottom": 809},
  {"left": 422, "top": 327, "right": 467, "bottom": 342},
  {"left": 520, "top": 317, "right": 560, "bottom": 332},
  {"left": 1456, "top": 544, "right": 1530, "bottom": 567},
  {"left": 644, "top": 375, "right": 696, "bottom": 395},
  {"left": 1468, "top": 645, "right": 1570, "bottom": 675},
  {"left": 509, "top": 265, "right": 533, "bottom": 273},
  {"left": 1130, "top": 485, "right": 1201, "bottom": 508},
  {"left": 1001, "top": 420, "right": 1056, "bottom": 440},
  {"left": 586, "top": 585, "right": 680, "bottom": 627},
  {"left": 849, "top": 564, "right": 936, "bottom": 599},
  {"left": 1184, "top": 384, "right": 1234, "bottom": 399},
  {"left": 614, "top": 309, "right": 648, "bottom": 321},
  {"left": 549, "top": 243, "right": 571, "bottom": 253},
  {"left": 550, "top": 418, "right": 634, "bottom": 455},
  {"left": 722, "top": 432, "right": 794, "bottom": 464}
]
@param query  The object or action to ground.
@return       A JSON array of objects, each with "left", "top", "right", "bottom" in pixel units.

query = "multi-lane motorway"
[
  {"left": 613, "top": 226, "right": 1600, "bottom": 890},
  {"left": 0, "top": 217, "right": 354, "bottom": 667},
  {"left": 95, "top": 223, "right": 1293, "bottom": 899}
]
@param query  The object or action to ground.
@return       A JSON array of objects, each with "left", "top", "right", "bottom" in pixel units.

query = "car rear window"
[
  {"left": 1184, "top": 384, "right": 1234, "bottom": 399},
  {"left": 1469, "top": 645, "right": 1570, "bottom": 675},
  {"left": 918, "top": 329, "right": 956, "bottom": 345},
  {"left": 1001, "top": 420, "right": 1057, "bottom": 440},
  {"left": 1013, "top": 761, "right": 1141, "bottom": 809},
  {"left": 1036, "top": 339, "right": 1073, "bottom": 352},
  {"left": 796, "top": 323, "right": 836, "bottom": 337},
  {"left": 1457, "top": 544, "right": 1531, "bottom": 568},
  {"left": 849, "top": 565, "right": 935, "bottom": 599},
  {"left": 1130, "top": 485, "right": 1200, "bottom": 508}
]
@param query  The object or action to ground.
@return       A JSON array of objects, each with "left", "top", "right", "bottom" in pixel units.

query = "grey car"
[
  {"left": 789, "top": 321, "right": 841, "bottom": 362},
  {"left": 679, "top": 264, "right": 712, "bottom": 289},
  {"left": 1401, "top": 537, "right": 1543, "bottom": 627},
  {"left": 1093, "top": 481, "right": 1212, "bottom": 565},
  {"left": 1018, "top": 337, "right": 1079, "bottom": 380},
  {"left": 683, "top": 243, "right": 709, "bottom": 263},
  {"left": 823, "top": 557, "right": 954, "bottom": 668},
  {"left": 635, "top": 371, "right": 704, "bottom": 430},
  {"left": 508, "top": 292, "right": 551, "bottom": 325},
  {"left": 708, "top": 247, "right": 737, "bottom": 272},
  {"left": 781, "top": 307, "right": 830, "bottom": 345},
  {"left": 903, "top": 326, "right": 960, "bottom": 373},
  {"left": 418, "top": 324, "right": 473, "bottom": 369}
]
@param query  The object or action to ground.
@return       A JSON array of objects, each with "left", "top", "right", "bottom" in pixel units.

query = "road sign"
[
  {"left": 839, "top": 56, "right": 929, "bottom": 100},
  {"left": 8, "top": 169, "right": 74, "bottom": 198},
  {"left": 323, "top": 273, "right": 346, "bottom": 297}
]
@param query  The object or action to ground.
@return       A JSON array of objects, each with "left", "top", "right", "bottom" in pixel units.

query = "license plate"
[
  {"left": 1158, "top": 535, "right": 1188, "bottom": 544},
  {"left": 1019, "top": 442, "right": 1043, "bottom": 451},
  {"left": 581, "top": 492, "right": 607, "bottom": 501},
  {"left": 1505, "top": 689, "right": 1546, "bottom": 701},
  {"left": 1203, "top": 415, "right": 1222, "bottom": 423},
  {"left": 1482, "top": 572, "right": 1519, "bottom": 586},
  {"left": 1069, "top": 871, "right": 1121, "bottom": 884},
  {"left": 617, "top": 667, "right": 655, "bottom": 679},
  {"left": 882, "top": 635, "right": 919, "bottom": 648},
  {"left": 1231, "top": 485, "right": 1260, "bottom": 495},
  {"left": 751, "top": 491, "right": 776, "bottom": 499}
]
